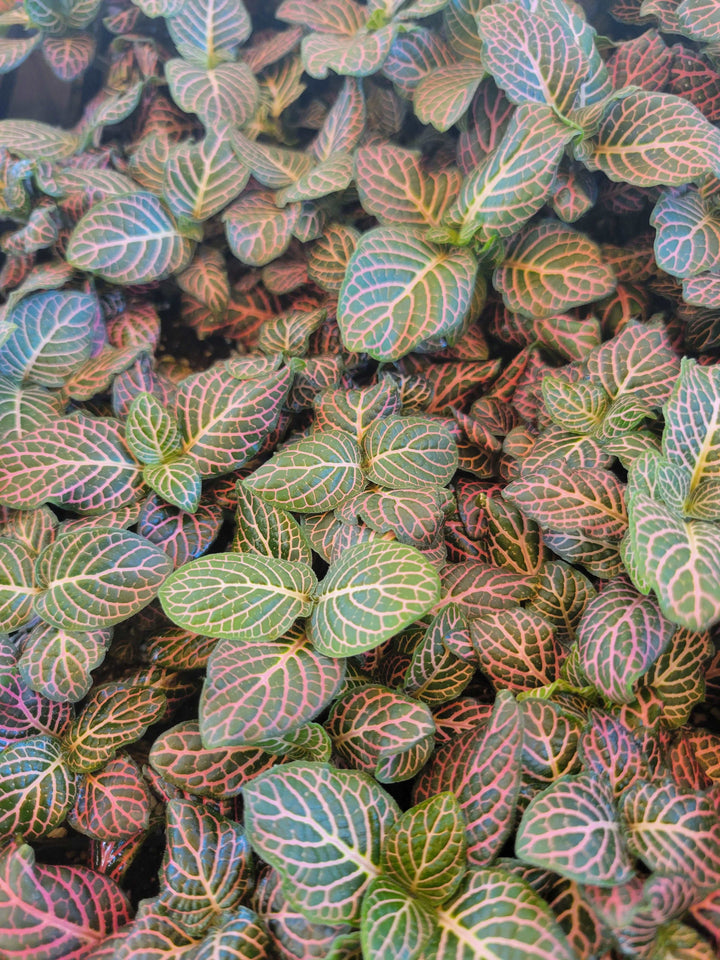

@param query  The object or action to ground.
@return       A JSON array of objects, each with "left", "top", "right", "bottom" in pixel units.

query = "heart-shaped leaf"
[
  {"left": 338, "top": 226, "right": 477, "bottom": 361},
  {"left": 68, "top": 753, "right": 151, "bottom": 841},
  {"left": 165, "top": 58, "right": 259, "bottom": 128},
  {"left": 66, "top": 192, "right": 193, "bottom": 284},
  {"left": 160, "top": 552, "right": 317, "bottom": 641},
  {"left": 361, "top": 876, "right": 436, "bottom": 960},
  {"left": 362, "top": 415, "right": 458, "bottom": 489},
  {"left": 311, "top": 540, "right": 441, "bottom": 656},
  {"left": 166, "top": 0, "right": 251, "bottom": 68},
  {"left": 243, "top": 761, "right": 399, "bottom": 924},
  {"left": 200, "top": 634, "right": 344, "bottom": 747},
  {"left": 34, "top": 528, "right": 172, "bottom": 630},
  {"left": 18, "top": 623, "right": 111, "bottom": 703},
  {"left": 163, "top": 132, "right": 250, "bottom": 224}
]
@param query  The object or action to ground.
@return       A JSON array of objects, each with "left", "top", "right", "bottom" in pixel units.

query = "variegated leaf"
[
  {"left": 34, "top": 528, "right": 172, "bottom": 631},
  {"left": 0, "top": 734, "right": 75, "bottom": 840},
  {"left": 223, "top": 190, "right": 299, "bottom": 267},
  {"left": 311, "top": 540, "right": 441, "bottom": 657},
  {"left": 586, "top": 317, "right": 680, "bottom": 406},
  {"left": 494, "top": 220, "right": 616, "bottom": 319},
  {"left": 326, "top": 683, "right": 435, "bottom": 782},
  {"left": 18, "top": 623, "right": 110, "bottom": 703},
  {"left": 0, "top": 119, "right": 79, "bottom": 160},
  {"left": 469, "top": 607, "right": 560, "bottom": 692},
  {"left": 338, "top": 226, "right": 477, "bottom": 360},
  {"left": 63, "top": 682, "right": 167, "bottom": 774},
  {"left": 200, "top": 634, "right": 344, "bottom": 747},
  {"left": 577, "top": 577, "right": 676, "bottom": 703},
  {"left": 0, "top": 33, "right": 42, "bottom": 76},
  {"left": 450, "top": 104, "right": 575, "bottom": 243},
  {"left": 160, "top": 552, "right": 317, "bottom": 641},
  {"left": 361, "top": 877, "right": 436, "bottom": 960},
  {"left": 126, "top": 392, "right": 181, "bottom": 465},
  {"left": 163, "top": 132, "right": 250, "bottom": 223},
  {"left": 580, "top": 89, "right": 720, "bottom": 186},
  {"left": 243, "top": 761, "right": 399, "bottom": 924},
  {"left": 302, "top": 24, "right": 397, "bottom": 79},
  {"left": 68, "top": 754, "right": 151, "bottom": 841},
  {"left": 165, "top": 58, "right": 259, "bottom": 129},
  {"left": 516, "top": 772, "right": 634, "bottom": 886},
  {"left": 66, "top": 192, "right": 193, "bottom": 284},
  {"left": 0, "top": 537, "right": 37, "bottom": 632},
  {"left": 0, "top": 377, "right": 64, "bottom": 440},
  {"left": 0, "top": 841, "right": 131, "bottom": 960},
  {"left": 519, "top": 699, "right": 583, "bottom": 785},
  {"left": 308, "top": 222, "right": 359, "bottom": 293},
  {"left": 413, "top": 59, "right": 482, "bottom": 132},
  {"left": 142, "top": 459, "right": 202, "bottom": 515},
  {"left": 137, "top": 495, "right": 223, "bottom": 567},
  {"left": 244, "top": 430, "right": 363, "bottom": 513},
  {"left": 362, "top": 415, "right": 457, "bottom": 489},
  {"left": 234, "top": 482, "right": 312, "bottom": 564},
  {"left": 276, "top": 151, "right": 354, "bottom": 206},
  {"left": 166, "top": 0, "right": 251, "bottom": 68},
  {"left": 651, "top": 187, "right": 720, "bottom": 278},
  {"left": 311, "top": 77, "right": 365, "bottom": 161}
]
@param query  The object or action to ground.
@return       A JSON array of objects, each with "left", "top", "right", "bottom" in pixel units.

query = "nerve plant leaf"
[
  {"left": 362, "top": 415, "right": 458, "bottom": 489},
  {"left": 160, "top": 552, "right": 317, "bottom": 641},
  {"left": 516, "top": 772, "right": 635, "bottom": 886},
  {"left": 166, "top": 0, "right": 251, "bottom": 68},
  {"left": 200, "top": 634, "right": 344, "bottom": 747},
  {"left": 0, "top": 734, "right": 76, "bottom": 840},
  {"left": 33, "top": 528, "right": 172, "bottom": 630},
  {"left": 66, "top": 192, "right": 194, "bottom": 284},
  {"left": 243, "top": 761, "right": 399, "bottom": 924},
  {"left": 68, "top": 754, "right": 151, "bottom": 842},
  {"left": 310, "top": 540, "right": 441, "bottom": 657},
  {"left": 338, "top": 226, "right": 477, "bottom": 360},
  {"left": 0, "top": 841, "right": 131, "bottom": 960},
  {"left": 165, "top": 58, "right": 259, "bottom": 129}
]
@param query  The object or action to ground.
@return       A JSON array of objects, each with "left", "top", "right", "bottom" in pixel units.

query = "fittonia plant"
[{"left": 2, "top": 0, "right": 720, "bottom": 956}]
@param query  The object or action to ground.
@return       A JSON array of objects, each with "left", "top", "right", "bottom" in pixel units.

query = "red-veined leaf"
[
  {"left": 223, "top": 190, "right": 300, "bottom": 267},
  {"left": 163, "top": 132, "right": 251, "bottom": 223},
  {"left": 18, "top": 624, "right": 111, "bottom": 703},
  {"left": 165, "top": 58, "right": 259, "bottom": 128},
  {"left": 362, "top": 414, "right": 457, "bottom": 489},
  {"left": 41, "top": 33, "right": 95, "bottom": 81},
  {"left": 166, "top": 0, "right": 251, "bottom": 68},
  {"left": 68, "top": 754, "right": 151, "bottom": 841},
  {"left": 0, "top": 734, "right": 75, "bottom": 840}
]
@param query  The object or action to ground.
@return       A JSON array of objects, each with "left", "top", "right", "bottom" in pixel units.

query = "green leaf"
[
  {"left": 0, "top": 119, "right": 79, "bottom": 159},
  {"left": 165, "top": 58, "right": 259, "bottom": 129},
  {"left": 338, "top": 226, "right": 477, "bottom": 361},
  {"left": 651, "top": 187, "right": 720, "bottom": 278},
  {"left": 0, "top": 735, "right": 75, "bottom": 840},
  {"left": 234, "top": 482, "right": 313, "bottom": 565},
  {"left": 449, "top": 103, "right": 575, "bottom": 244},
  {"left": 624, "top": 491, "right": 720, "bottom": 630},
  {"left": 381, "top": 793, "right": 467, "bottom": 904},
  {"left": 33, "top": 528, "right": 172, "bottom": 630},
  {"left": 362, "top": 415, "right": 458, "bottom": 489},
  {"left": 302, "top": 24, "right": 397, "bottom": 79},
  {"left": 18, "top": 623, "right": 110, "bottom": 703},
  {"left": 663, "top": 359, "right": 720, "bottom": 494},
  {"left": 68, "top": 753, "right": 151, "bottom": 842},
  {"left": 223, "top": 190, "right": 300, "bottom": 267},
  {"left": 0, "top": 537, "right": 38, "bottom": 632},
  {"left": 307, "top": 222, "right": 360, "bottom": 293},
  {"left": 200, "top": 634, "right": 344, "bottom": 746},
  {"left": 143, "top": 459, "right": 202, "bottom": 515},
  {"left": 0, "top": 376, "right": 64, "bottom": 439},
  {"left": 126, "top": 392, "right": 181, "bottom": 465},
  {"left": 163, "top": 132, "right": 251, "bottom": 223},
  {"left": 63, "top": 682, "right": 167, "bottom": 773},
  {"left": 585, "top": 317, "right": 680, "bottom": 406},
  {"left": 276, "top": 152, "right": 354, "bottom": 206},
  {"left": 469, "top": 607, "right": 560, "bottom": 693},
  {"left": 494, "top": 220, "right": 616, "bottom": 318},
  {"left": 413, "top": 59, "right": 482, "bottom": 132},
  {"left": 166, "top": 0, "right": 251, "bottom": 68},
  {"left": 577, "top": 577, "right": 675, "bottom": 703},
  {"left": 310, "top": 540, "right": 441, "bottom": 657},
  {"left": 243, "top": 761, "right": 399, "bottom": 924},
  {"left": 0, "top": 33, "right": 42, "bottom": 77},
  {"left": 579, "top": 90, "right": 720, "bottom": 186},
  {"left": 361, "top": 877, "right": 436, "bottom": 960},
  {"left": 66, "top": 192, "right": 193, "bottom": 284},
  {"left": 0, "top": 290, "right": 97, "bottom": 387},
  {"left": 516, "top": 772, "right": 635, "bottom": 886},
  {"left": 430, "top": 866, "right": 577, "bottom": 959},
  {"left": 159, "top": 552, "right": 317, "bottom": 641},
  {"left": 244, "top": 430, "right": 363, "bottom": 513}
]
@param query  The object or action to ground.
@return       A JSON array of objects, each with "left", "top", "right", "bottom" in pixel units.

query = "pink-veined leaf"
[
  {"left": 314, "top": 379, "right": 400, "bottom": 439},
  {"left": 311, "top": 540, "right": 441, "bottom": 657},
  {"left": 469, "top": 607, "right": 561, "bottom": 693},
  {"left": 275, "top": 152, "right": 354, "bottom": 206},
  {"left": 63, "top": 682, "right": 167, "bottom": 774},
  {"left": 125, "top": 392, "right": 181, "bottom": 465},
  {"left": 18, "top": 623, "right": 111, "bottom": 703},
  {"left": 163, "top": 132, "right": 251, "bottom": 224},
  {"left": 326, "top": 683, "right": 435, "bottom": 782},
  {"left": 519, "top": 699, "right": 583, "bottom": 785},
  {"left": 156, "top": 799, "right": 253, "bottom": 935},
  {"left": 355, "top": 142, "right": 460, "bottom": 230},
  {"left": 621, "top": 777, "right": 720, "bottom": 890},
  {"left": 177, "top": 248, "right": 229, "bottom": 318},
  {"left": 586, "top": 317, "right": 680, "bottom": 406},
  {"left": 429, "top": 866, "right": 577, "bottom": 960},
  {"left": 41, "top": 33, "right": 95, "bottom": 81},
  {"left": 142, "top": 459, "right": 202, "bottom": 516},
  {"left": 579, "top": 89, "right": 720, "bottom": 186},
  {"left": 662, "top": 358, "right": 720, "bottom": 492},
  {"left": 439, "top": 559, "right": 536, "bottom": 616},
  {"left": 516, "top": 772, "right": 635, "bottom": 886},
  {"left": 0, "top": 734, "right": 76, "bottom": 840},
  {"left": 360, "top": 876, "right": 436, "bottom": 960},
  {"left": 339, "top": 487, "right": 446, "bottom": 547},
  {"left": 311, "top": 77, "right": 365, "bottom": 161},
  {"left": 651, "top": 186, "right": 720, "bottom": 278},
  {"left": 382, "top": 27, "right": 456, "bottom": 97},
  {"left": 527, "top": 559, "right": 596, "bottom": 645},
  {"left": 302, "top": 24, "right": 397, "bottom": 79},
  {"left": 0, "top": 536, "right": 37, "bottom": 632},
  {"left": 33, "top": 527, "right": 172, "bottom": 630},
  {"left": 244, "top": 429, "right": 363, "bottom": 513},
  {"left": 493, "top": 220, "right": 616, "bottom": 319},
  {"left": 68, "top": 754, "right": 151, "bottom": 841},
  {"left": 413, "top": 59, "right": 482, "bottom": 132},
  {"left": 231, "top": 132, "right": 312, "bottom": 188},
  {"left": 0, "top": 290, "right": 98, "bottom": 387},
  {"left": 0, "top": 840, "right": 131, "bottom": 960},
  {"left": 166, "top": 0, "right": 251, "bottom": 69},
  {"left": 66, "top": 192, "right": 193, "bottom": 284},
  {"left": 505, "top": 464, "right": 628, "bottom": 542},
  {"left": 200, "top": 634, "right": 344, "bottom": 747},
  {"left": 223, "top": 190, "right": 300, "bottom": 267},
  {"left": 413, "top": 691, "right": 523, "bottom": 865},
  {"left": 578, "top": 710, "right": 648, "bottom": 795},
  {"left": 362, "top": 414, "right": 458, "bottom": 489},
  {"left": 160, "top": 552, "right": 317, "bottom": 642},
  {"left": 577, "top": 577, "right": 676, "bottom": 703},
  {"left": 0, "top": 119, "right": 79, "bottom": 160},
  {"left": 234, "top": 481, "right": 312, "bottom": 564},
  {"left": 165, "top": 58, "right": 259, "bottom": 129},
  {"left": 243, "top": 761, "right": 400, "bottom": 924},
  {"left": 150, "top": 720, "right": 277, "bottom": 798},
  {"left": 0, "top": 653, "right": 72, "bottom": 746},
  {"left": 137, "top": 495, "right": 223, "bottom": 567},
  {"left": 174, "top": 364, "right": 291, "bottom": 477},
  {"left": 338, "top": 226, "right": 477, "bottom": 361},
  {"left": 449, "top": 104, "right": 575, "bottom": 243}
]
